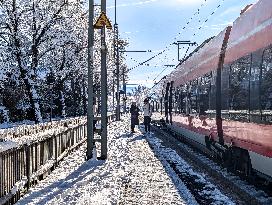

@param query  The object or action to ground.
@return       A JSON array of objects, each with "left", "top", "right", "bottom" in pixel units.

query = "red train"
[{"left": 156, "top": 0, "right": 272, "bottom": 181}]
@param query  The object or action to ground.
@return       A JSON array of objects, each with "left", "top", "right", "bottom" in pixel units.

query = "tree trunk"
[
  {"left": 23, "top": 77, "right": 42, "bottom": 123},
  {"left": 55, "top": 78, "right": 66, "bottom": 118}
]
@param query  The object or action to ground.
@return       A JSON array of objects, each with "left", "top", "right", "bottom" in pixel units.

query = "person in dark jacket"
[{"left": 130, "top": 102, "right": 140, "bottom": 133}]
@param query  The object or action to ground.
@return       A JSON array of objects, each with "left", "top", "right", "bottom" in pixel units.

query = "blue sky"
[{"left": 102, "top": 0, "right": 256, "bottom": 88}]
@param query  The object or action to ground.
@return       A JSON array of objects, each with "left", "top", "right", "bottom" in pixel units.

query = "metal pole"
[
  {"left": 122, "top": 67, "right": 126, "bottom": 113},
  {"left": 87, "top": 0, "right": 94, "bottom": 160},
  {"left": 114, "top": 0, "right": 120, "bottom": 120},
  {"left": 112, "top": 78, "right": 115, "bottom": 112},
  {"left": 177, "top": 43, "right": 180, "bottom": 61},
  {"left": 169, "top": 81, "right": 173, "bottom": 124},
  {"left": 115, "top": 0, "right": 117, "bottom": 24},
  {"left": 100, "top": 0, "right": 107, "bottom": 159},
  {"left": 50, "top": 87, "right": 53, "bottom": 122},
  {"left": 116, "top": 25, "right": 120, "bottom": 120}
]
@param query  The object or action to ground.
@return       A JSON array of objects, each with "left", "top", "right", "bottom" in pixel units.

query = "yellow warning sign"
[{"left": 94, "top": 12, "right": 112, "bottom": 29}]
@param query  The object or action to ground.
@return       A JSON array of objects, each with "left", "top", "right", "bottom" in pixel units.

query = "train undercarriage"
[{"left": 156, "top": 118, "right": 272, "bottom": 192}]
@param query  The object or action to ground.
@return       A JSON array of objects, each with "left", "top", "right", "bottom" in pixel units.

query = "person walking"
[
  {"left": 143, "top": 98, "right": 152, "bottom": 134},
  {"left": 130, "top": 102, "right": 139, "bottom": 133}
]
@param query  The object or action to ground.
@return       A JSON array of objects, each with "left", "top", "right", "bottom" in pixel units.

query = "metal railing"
[
  {"left": 0, "top": 123, "right": 87, "bottom": 205},
  {"left": 0, "top": 113, "right": 116, "bottom": 205}
]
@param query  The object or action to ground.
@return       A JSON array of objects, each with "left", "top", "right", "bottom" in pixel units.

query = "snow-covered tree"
[
  {"left": 0, "top": 0, "right": 127, "bottom": 123},
  {"left": 0, "top": 0, "right": 89, "bottom": 122},
  {"left": 131, "top": 85, "right": 149, "bottom": 107}
]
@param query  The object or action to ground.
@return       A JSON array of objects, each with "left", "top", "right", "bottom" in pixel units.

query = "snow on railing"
[
  {"left": 0, "top": 113, "right": 116, "bottom": 205},
  {"left": 0, "top": 123, "right": 87, "bottom": 205},
  {"left": 0, "top": 116, "right": 87, "bottom": 142}
]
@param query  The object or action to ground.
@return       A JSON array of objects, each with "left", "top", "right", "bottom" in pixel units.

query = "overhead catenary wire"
[
  {"left": 152, "top": 3, "right": 202, "bottom": 70},
  {"left": 181, "top": 46, "right": 190, "bottom": 62},
  {"left": 153, "top": 66, "right": 169, "bottom": 83},
  {"left": 125, "top": 53, "right": 140, "bottom": 64},
  {"left": 125, "top": 52, "right": 164, "bottom": 67},
  {"left": 191, "top": 2, "right": 224, "bottom": 37},
  {"left": 149, "top": 50, "right": 173, "bottom": 83},
  {"left": 127, "top": 0, "right": 209, "bottom": 72},
  {"left": 177, "top": 1, "right": 225, "bottom": 63},
  {"left": 127, "top": 0, "right": 226, "bottom": 73},
  {"left": 150, "top": 0, "right": 226, "bottom": 91},
  {"left": 125, "top": 51, "right": 175, "bottom": 68}
]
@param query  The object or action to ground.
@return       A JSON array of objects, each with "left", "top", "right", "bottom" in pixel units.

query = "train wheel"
[
  {"left": 205, "top": 135, "right": 212, "bottom": 150},
  {"left": 223, "top": 149, "right": 233, "bottom": 170},
  {"left": 241, "top": 150, "right": 252, "bottom": 178},
  {"left": 229, "top": 147, "right": 252, "bottom": 178}
]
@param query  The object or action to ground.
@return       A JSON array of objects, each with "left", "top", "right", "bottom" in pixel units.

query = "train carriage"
[{"left": 158, "top": 0, "right": 272, "bottom": 181}]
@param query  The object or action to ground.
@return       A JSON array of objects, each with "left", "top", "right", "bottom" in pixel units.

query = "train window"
[
  {"left": 183, "top": 83, "right": 196, "bottom": 115},
  {"left": 228, "top": 54, "right": 251, "bottom": 122},
  {"left": 249, "top": 50, "right": 262, "bottom": 123},
  {"left": 260, "top": 46, "right": 272, "bottom": 124},
  {"left": 198, "top": 74, "right": 211, "bottom": 116},
  {"left": 173, "top": 88, "right": 177, "bottom": 113},
  {"left": 180, "top": 85, "right": 187, "bottom": 114},
  {"left": 209, "top": 70, "right": 217, "bottom": 112},
  {"left": 177, "top": 87, "right": 182, "bottom": 114},
  {"left": 175, "top": 86, "right": 184, "bottom": 114},
  {"left": 190, "top": 79, "right": 199, "bottom": 115},
  {"left": 184, "top": 83, "right": 191, "bottom": 115},
  {"left": 221, "top": 65, "right": 231, "bottom": 119}
]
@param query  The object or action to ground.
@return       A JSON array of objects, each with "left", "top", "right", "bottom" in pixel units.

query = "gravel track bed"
[{"left": 151, "top": 125, "right": 272, "bottom": 205}]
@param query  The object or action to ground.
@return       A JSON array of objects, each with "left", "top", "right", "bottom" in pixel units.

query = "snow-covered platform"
[{"left": 16, "top": 117, "right": 197, "bottom": 205}]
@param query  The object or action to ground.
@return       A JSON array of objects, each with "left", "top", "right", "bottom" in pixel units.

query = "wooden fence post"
[
  {"left": 54, "top": 135, "right": 58, "bottom": 168},
  {"left": 0, "top": 153, "right": 3, "bottom": 198},
  {"left": 72, "top": 128, "right": 75, "bottom": 146},
  {"left": 35, "top": 144, "right": 38, "bottom": 172},
  {"left": 25, "top": 145, "right": 31, "bottom": 189}
]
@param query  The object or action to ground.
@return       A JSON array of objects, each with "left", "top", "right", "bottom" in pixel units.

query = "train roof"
[
  {"left": 225, "top": 0, "right": 272, "bottom": 64},
  {"left": 179, "top": 36, "right": 215, "bottom": 65},
  {"left": 165, "top": 0, "right": 272, "bottom": 88},
  {"left": 168, "top": 26, "right": 231, "bottom": 87},
  {"left": 151, "top": 38, "right": 214, "bottom": 92}
]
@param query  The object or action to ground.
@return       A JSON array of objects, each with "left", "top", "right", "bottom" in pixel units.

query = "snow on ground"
[
  {"left": 15, "top": 115, "right": 234, "bottom": 205},
  {"left": 147, "top": 136, "right": 235, "bottom": 205},
  {"left": 16, "top": 117, "right": 192, "bottom": 205}
]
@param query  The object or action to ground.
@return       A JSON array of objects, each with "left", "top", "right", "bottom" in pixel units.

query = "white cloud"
[
  {"left": 211, "top": 22, "right": 233, "bottom": 27},
  {"left": 160, "top": 0, "right": 215, "bottom": 7},
  {"left": 174, "top": 0, "right": 208, "bottom": 4},
  {"left": 121, "top": 30, "right": 140, "bottom": 35},
  {"left": 209, "top": 21, "right": 233, "bottom": 30},
  {"left": 107, "top": 0, "right": 158, "bottom": 9},
  {"left": 107, "top": 0, "right": 211, "bottom": 9},
  {"left": 219, "top": 6, "right": 242, "bottom": 17},
  {"left": 149, "top": 49, "right": 164, "bottom": 53},
  {"left": 128, "top": 79, "right": 155, "bottom": 88}
]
